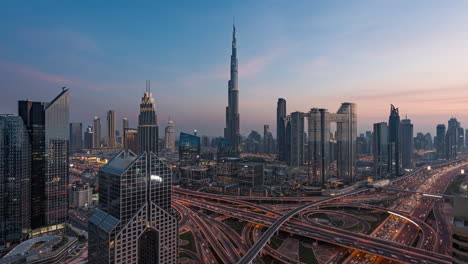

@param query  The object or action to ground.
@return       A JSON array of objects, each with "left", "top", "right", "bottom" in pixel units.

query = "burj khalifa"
[{"left": 224, "top": 24, "right": 241, "bottom": 155}]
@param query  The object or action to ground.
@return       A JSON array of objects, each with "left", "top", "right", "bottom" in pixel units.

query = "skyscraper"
[
  {"left": 277, "top": 98, "right": 287, "bottom": 161},
  {"left": 335, "top": 102, "right": 357, "bottom": 182},
  {"left": 436, "top": 124, "right": 446, "bottom": 159},
  {"left": 286, "top": 111, "right": 305, "bottom": 167},
  {"left": 179, "top": 132, "right": 201, "bottom": 166},
  {"left": 0, "top": 115, "right": 31, "bottom": 244},
  {"left": 122, "top": 117, "right": 129, "bottom": 137},
  {"left": 69, "top": 122, "right": 83, "bottom": 153},
  {"left": 83, "top": 125, "right": 93, "bottom": 149},
  {"left": 138, "top": 82, "right": 158, "bottom": 154},
  {"left": 400, "top": 117, "right": 413, "bottom": 170},
  {"left": 93, "top": 116, "right": 101, "bottom": 149},
  {"left": 373, "top": 122, "right": 388, "bottom": 179},
  {"left": 307, "top": 108, "right": 330, "bottom": 186},
  {"left": 18, "top": 88, "right": 69, "bottom": 235},
  {"left": 263, "top": 125, "right": 274, "bottom": 154},
  {"left": 106, "top": 110, "right": 116, "bottom": 148},
  {"left": 224, "top": 25, "right": 241, "bottom": 156},
  {"left": 387, "top": 104, "right": 400, "bottom": 177},
  {"left": 123, "top": 128, "right": 138, "bottom": 154},
  {"left": 88, "top": 151, "right": 178, "bottom": 264},
  {"left": 446, "top": 117, "right": 460, "bottom": 160},
  {"left": 164, "top": 119, "right": 176, "bottom": 153}
]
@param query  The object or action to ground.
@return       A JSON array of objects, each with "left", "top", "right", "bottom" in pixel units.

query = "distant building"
[
  {"left": 400, "top": 118, "right": 413, "bottom": 170},
  {"left": 138, "top": 83, "right": 159, "bottom": 155},
  {"left": 373, "top": 122, "right": 388, "bottom": 180},
  {"left": 286, "top": 111, "right": 305, "bottom": 167},
  {"left": 0, "top": 116, "right": 31, "bottom": 244},
  {"left": 179, "top": 132, "right": 200, "bottom": 166},
  {"left": 69, "top": 184, "right": 92, "bottom": 209},
  {"left": 88, "top": 151, "right": 178, "bottom": 264},
  {"left": 263, "top": 125, "right": 274, "bottom": 154},
  {"left": 83, "top": 125, "right": 93, "bottom": 149},
  {"left": 69, "top": 122, "right": 83, "bottom": 153},
  {"left": 387, "top": 104, "right": 400, "bottom": 177},
  {"left": 92, "top": 116, "right": 101, "bottom": 149},
  {"left": 180, "top": 166, "right": 209, "bottom": 185},
  {"left": 106, "top": 110, "right": 116, "bottom": 148},
  {"left": 216, "top": 157, "right": 240, "bottom": 185},
  {"left": 435, "top": 124, "right": 446, "bottom": 159},
  {"left": 164, "top": 119, "right": 176, "bottom": 153},
  {"left": 245, "top": 130, "right": 262, "bottom": 153},
  {"left": 446, "top": 118, "right": 460, "bottom": 160},
  {"left": 238, "top": 162, "right": 264, "bottom": 188},
  {"left": 277, "top": 98, "right": 287, "bottom": 161},
  {"left": 123, "top": 128, "right": 138, "bottom": 154}
]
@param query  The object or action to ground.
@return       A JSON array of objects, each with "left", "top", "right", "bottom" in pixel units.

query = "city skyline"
[{"left": 3, "top": 2, "right": 468, "bottom": 136}]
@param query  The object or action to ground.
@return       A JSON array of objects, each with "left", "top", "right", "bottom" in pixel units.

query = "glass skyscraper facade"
[
  {"left": 89, "top": 151, "right": 178, "bottom": 264},
  {"left": 0, "top": 116, "right": 31, "bottom": 244},
  {"left": 138, "top": 85, "right": 159, "bottom": 155},
  {"left": 69, "top": 122, "right": 83, "bottom": 153},
  {"left": 387, "top": 104, "right": 401, "bottom": 177},
  {"left": 179, "top": 132, "right": 200, "bottom": 166},
  {"left": 373, "top": 122, "right": 388, "bottom": 180}
]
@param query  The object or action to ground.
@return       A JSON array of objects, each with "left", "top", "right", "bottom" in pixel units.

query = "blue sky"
[{"left": 2, "top": 1, "right": 468, "bottom": 136}]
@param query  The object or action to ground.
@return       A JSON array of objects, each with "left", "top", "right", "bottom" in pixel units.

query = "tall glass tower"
[
  {"left": 277, "top": 98, "right": 287, "bottom": 161},
  {"left": 224, "top": 25, "right": 241, "bottom": 156},
  {"left": 387, "top": 104, "right": 400, "bottom": 176},
  {"left": 138, "top": 82, "right": 158, "bottom": 155},
  {"left": 107, "top": 110, "right": 116, "bottom": 148},
  {"left": 89, "top": 151, "right": 178, "bottom": 264},
  {"left": 0, "top": 116, "right": 31, "bottom": 244}
]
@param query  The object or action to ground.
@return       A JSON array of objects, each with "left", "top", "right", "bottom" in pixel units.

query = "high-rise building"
[
  {"left": 286, "top": 111, "right": 305, "bottom": 167},
  {"left": 88, "top": 151, "right": 178, "bottom": 264},
  {"left": 335, "top": 102, "right": 357, "bottom": 182},
  {"left": 0, "top": 115, "right": 31, "bottom": 244},
  {"left": 18, "top": 88, "right": 69, "bottom": 235},
  {"left": 179, "top": 132, "right": 200, "bottom": 166},
  {"left": 446, "top": 117, "right": 460, "bottom": 160},
  {"left": 123, "top": 128, "right": 138, "bottom": 154},
  {"left": 373, "top": 122, "right": 388, "bottom": 179},
  {"left": 138, "top": 83, "right": 158, "bottom": 155},
  {"left": 164, "top": 119, "right": 176, "bottom": 153},
  {"left": 106, "top": 110, "right": 116, "bottom": 148},
  {"left": 400, "top": 118, "right": 413, "bottom": 170},
  {"left": 238, "top": 162, "right": 264, "bottom": 188},
  {"left": 263, "top": 125, "right": 274, "bottom": 154},
  {"left": 436, "top": 124, "right": 446, "bottom": 159},
  {"left": 83, "top": 125, "right": 93, "bottom": 149},
  {"left": 458, "top": 127, "right": 465, "bottom": 151},
  {"left": 224, "top": 25, "right": 241, "bottom": 156},
  {"left": 307, "top": 108, "right": 330, "bottom": 185},
  {"left": 277, "top": 98, "right": 287, "bottom": 161},
  {"left": 122, "top": 118, "right": 129, "bottom": 136},
  {"left": 93, "top": 116, "right": 101, "bottom": 149},
  {"left": 387, "top": 104, "right": 400, "bottom": 177},
  {"left": 69, "top": 122, "right": 83, "bottom": 153}
]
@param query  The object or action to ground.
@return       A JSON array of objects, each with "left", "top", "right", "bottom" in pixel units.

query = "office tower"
[
  {"left": 122, "top": 118, "right": 129, "bottom": 137},
  {"left": 286, "top": 111, "right": 305, "bottom": 167},
  {"left": 93, "top": 116, "right": 101, "bottom": 149},
  {"left": 387, "top": 104, "right": 400, "bottom": 177},
  {"left": 224, "top": 24, "right": 241, "bottom": 156},
  {"left": 435, "top": 124, "right": 446, "bottom": 159},
  {"left": 201, "top": 135, "right": 210, "bottom": 148},
  {"left": 216, "top": 157, "right": 240, "bottom": 185},
  {"left": 277, "top": 98, "right": 287, "bottom": 161},
  {"left": 179, "top": 132, "right": 201, "bottom": 166},
  {"left": 373, "top": 122, "right": 388, "bottom": 180},
  {"left": 69, "top": 122, "right": 83, "bottom": 153},
  {"left": 356, "top": 134, "right": 368, "bottom": 155},
  {"left": 83, "top": 125, "right": 93, "bottom": 149},
  {"left": 106, "top": 110, "right": 116, "bottom": 148},
  {"left": 424, "top": 133, "right": 433, "bottom": 149},
  {"left": 307, "top": 108, "right": 330, "bottom": 185},
  {"left": 0, "top": 115, "right": 31, "bottom": 244},
  {"left": 89, "top": 151, "right": 178, "bottom": 264},
  {"left": 217, "top": 138, "right": 236, "bottom": 157},
  {"left": 18, "top": 88, "right": 69, "bottom": 235},
  {"left": 138, "top": 82, "right": 159, "bottom": 155},
  {"left": 164, "top": 119, "right": 176, "bottom": 153},
  {"left": 238, "top": 162, "right": 264, "bottom": 188},
  {"left": 400, "top": 118, "right": 413, "bottom": 170},
  {"left": 365, "top": 131, "right": 373, "bottom": 155},
  {"left": 446, "top": 117, "right": 460, "bottom": 160},
  {"left": 263, "top": 125, "right": 274, "bottom": 154},
  {"left": 245, "top": 131, "right": 262, "bottom": 153},
  {"left": 335, "top": 102, "right": 357, "bottom": 182},
  {"left": 123, "top": 128, "right": 138, "bottom": 154},
  {"left": 458, "top": 127, "right": 465, "bottom": 151}
]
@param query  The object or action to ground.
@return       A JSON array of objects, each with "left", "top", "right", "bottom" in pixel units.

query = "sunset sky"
[{"left": 2, "top": 1, "right": 468, "bottom": 136}]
